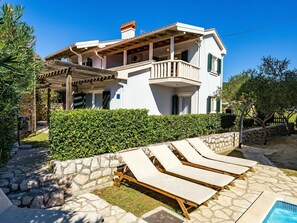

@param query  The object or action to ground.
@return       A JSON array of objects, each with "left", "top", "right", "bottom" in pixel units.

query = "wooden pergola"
[{"left": 38, "top": 60, "right": 117, "bottom": 110}]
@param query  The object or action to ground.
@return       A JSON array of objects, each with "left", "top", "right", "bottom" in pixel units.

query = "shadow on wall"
[{"left": 150, "top": 85, "right": 174, "bottom": 115}]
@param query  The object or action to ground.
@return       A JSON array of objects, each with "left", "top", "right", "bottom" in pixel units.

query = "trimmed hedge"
[
  {"left": 50, "top": 109, "right": 149, "bottom": 160},
  {"left": 50, "top": 109, "right": 226, "bottom": 161},
  {"left": 220, "top": 114, "right": 236, "bottom": 129},
  {"left": 243, "top": 118, "right": 254, "bottom": 128},
  {"left": 148, "top": 114, "right": 221, "bottom": 143}
]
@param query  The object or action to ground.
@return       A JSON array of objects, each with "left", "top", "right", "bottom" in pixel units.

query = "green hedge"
[
  {"left": 50, "top": 109, "right": 226, "bottom": 161},
  {"left": 220, "top": 114, "right": 236, "bottom": 129},
  {"left": 243, "top": 118, "right": 254, "bottom": 128},
  {"left": 50, "top": 109, "right": 149, "bottom": 160}
]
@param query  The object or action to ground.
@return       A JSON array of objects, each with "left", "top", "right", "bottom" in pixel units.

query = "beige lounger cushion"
[
  {"left": 120, "top": 149, "right": 216, "bottom": 205},
  {"left": 149, "top": 145, "right": 234, "bottom": 187},
  {"left": 172, "top": 140, "right": 249, "bottom": 175},
  {"left": 187, "top": 138, "right": 257, "bottom": 167}
]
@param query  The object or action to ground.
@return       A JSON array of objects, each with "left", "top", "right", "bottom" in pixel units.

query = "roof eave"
[{"left": 204, "top": 29, "right": 227, "bottom": 55}]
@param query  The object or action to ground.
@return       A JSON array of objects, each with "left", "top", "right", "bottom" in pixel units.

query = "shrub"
[
  {"left": 50, "top": 110, "right": 225, "bottom": 161},
  {"left": 243, "top": 118, "right": 254, "bottom": 128},
  {"left": 50, "top": 109, "right": 149, "bottom": 160},
  {"left": 148, "top": 114, "right": 221, "bottom": 143},
  {"left": 220, "top": 114, "right": 236, "bottom": 129}
]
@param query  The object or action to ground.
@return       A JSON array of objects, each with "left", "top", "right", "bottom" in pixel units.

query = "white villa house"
[{"left": 41, "top": 21, "right": 226, "bottom": 115}]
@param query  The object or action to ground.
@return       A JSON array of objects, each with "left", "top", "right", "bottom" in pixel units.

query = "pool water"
[{"left": 263, "top": 201, "right": 297, "bottom": 223}]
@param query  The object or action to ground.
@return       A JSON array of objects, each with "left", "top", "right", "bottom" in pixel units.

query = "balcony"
[{"left": 149, "top": 60, "right": 201, "bottom": 87}]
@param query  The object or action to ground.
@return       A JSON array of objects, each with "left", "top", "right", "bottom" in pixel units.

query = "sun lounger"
[
  {"left": 187, "top": 138, "right": 257, "bottom": 168},
  {"left": 171, "top": 140, "right": 249, "bottom": 177},
  {"left": 148, "top": 145, "right": 235, "bottom": 190},
  {"left": 114, "top": 149, "right": 218, "bottom": 220}
]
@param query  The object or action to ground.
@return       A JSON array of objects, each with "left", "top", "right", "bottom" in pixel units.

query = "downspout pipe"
[
  {"left": 69, "top": 46, "right": 82, "bottom": 65},
  {"left": 94, "top": 50, "right": 104, "bottom": 69}
]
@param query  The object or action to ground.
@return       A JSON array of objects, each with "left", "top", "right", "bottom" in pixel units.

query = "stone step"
[{"left": 8, "top": 188, "right": 65, "bottom": 209}]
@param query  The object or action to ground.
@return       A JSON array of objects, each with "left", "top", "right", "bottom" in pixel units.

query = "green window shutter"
[
  {"left": 103, "top": 91, "right": 110, "bottom": 109},
  {"left": 217, "top": 58, "right": 222, "bottom": 74},
  {"left": 207, "top": 53, "right": 212, "bottom": 72},
  {"left": 73, "top": 93, "right": 86, "bottom": 109},
  {"left": 207, "top": 96, "right": 211, "bottom": 113},
  {"left": 216, "top": 98, "right": 221, "bottom": 113},
  {"left": 172, "top": 94, "right": 179, "bottom": 115}
]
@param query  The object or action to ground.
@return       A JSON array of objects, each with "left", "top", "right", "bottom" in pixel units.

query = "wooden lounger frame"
[
  {"left": 171, "top": 144, "right": 250, "bottom": 180},
  {"left": 114, "top": 166, "right": 218, "bottom": 220}
]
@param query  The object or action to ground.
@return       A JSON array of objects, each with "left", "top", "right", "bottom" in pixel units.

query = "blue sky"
[{"left": 7, "top": 0, "right": 297, "bottom": 82}]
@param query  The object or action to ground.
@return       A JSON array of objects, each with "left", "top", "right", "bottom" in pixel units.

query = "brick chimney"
[{"left": 120, "top": 21, "right": 136, "bottom": 39}]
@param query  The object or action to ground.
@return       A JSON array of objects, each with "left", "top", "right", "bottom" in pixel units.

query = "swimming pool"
[{"left": 263, "top": 200, "right": 297, "bottom": 223}]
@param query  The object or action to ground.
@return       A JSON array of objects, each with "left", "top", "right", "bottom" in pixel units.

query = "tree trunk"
[
  {"left": 284, "top": 118, "right": 290, "bottom": 136},
  {"left": 261, "top": 123, "right": 268, "bottom": 145}
]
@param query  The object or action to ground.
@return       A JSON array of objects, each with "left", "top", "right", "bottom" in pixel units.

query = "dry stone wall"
[
  {"left": 51, "top": 132, "right": 238, "bottom": 192},
  {"left": 52, "top": 126, "right": 286, "bottom": 192},
  {"left": 242, "top": 124, "right": 286, "bottom": 143}
]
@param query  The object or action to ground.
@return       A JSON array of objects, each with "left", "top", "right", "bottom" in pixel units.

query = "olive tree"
[
  {"left": 0, "top": 4, "right": 41, "bottom": 160},
  {"left": 238, "top": 56, "right": 296, "bottom": 144}
]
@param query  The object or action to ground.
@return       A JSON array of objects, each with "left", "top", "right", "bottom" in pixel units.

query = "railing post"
[
  {"left": 151, "top": 64, "right": 154, "bottom": 78},
  {"left": 168, "top": 60, "right": 171, "bottom": 77},
  {"left": 178, "top": 61, "right": 181, "bottom": 77}
]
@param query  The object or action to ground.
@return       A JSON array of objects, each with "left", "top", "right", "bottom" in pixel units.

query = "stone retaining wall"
[
  {"left": 51, "top": 154, "right": 123, "bottom": 192},
  {"left": 242, "top": 124, "right": 286, "bottom": 143},
  {"left": 51, "top": 132, "right": 238, "bottom": 192},
  {"left": 201, "top": 132, "right": 239, "bottom": 153},
  {"left": 51, "top": 126, "right": 286, "bottom": 192}
]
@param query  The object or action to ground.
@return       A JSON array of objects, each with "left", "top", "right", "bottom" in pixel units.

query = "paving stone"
[
  {"left": 110, "top": 205, "right": 126, "bottom": 216},
  {"left": 233, "top": 199, "right": 251, "bottom": 209},
  {"left": 214, "top": 210, "right": 230, "bottom": 220},
  {"left": 11, "top": 183, "right": 19, "bottom": 191},
  {"left": 118, "top": 212, "right": 138, "bottom": 222}
]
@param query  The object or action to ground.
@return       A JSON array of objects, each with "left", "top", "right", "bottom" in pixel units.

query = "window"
[
  {"left": 172, "top": 94, "right": 192, "bottom": 115},
  {"left": 207, "top": 96, "right": 221, "bottom": 113},
  {"left": 85, "top": 93, "right": 103, "bottom": 109},
  {"left": 82, "top": 57, "right": 93, "bottom": 67},
  {"left": 180, "top": 96, "right": 191, "bottom": 114},
  {"left": 207, "top": 53, "right": 221, "bottom": 75}
]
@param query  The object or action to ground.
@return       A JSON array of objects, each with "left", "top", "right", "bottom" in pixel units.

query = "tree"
[
  {"left": 222, "top": 70, "right": 251, "bottom": 116},
  {"left": 238, "top": 56, "right": 296, "bottom": 144},
  {"left": 0, "top": 4, "right": 41, "bottom": 160}
]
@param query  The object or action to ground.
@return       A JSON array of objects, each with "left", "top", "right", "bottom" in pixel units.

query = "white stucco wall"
[
  {"left": 198, "top": 35, "right": 224, "bottom": 114},
  {"left": 122, "top": 68, "right": 174, "bottom": 115}
]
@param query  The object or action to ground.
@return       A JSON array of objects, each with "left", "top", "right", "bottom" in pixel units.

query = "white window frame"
[
  {"left": 210, "top": 97, "right": 217, "bottom": 113},
  {"left": 211, "top": 55, "right": 218, "bottom": 74}
]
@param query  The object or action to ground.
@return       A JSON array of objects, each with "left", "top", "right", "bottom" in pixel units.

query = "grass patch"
[
  {"left": 280, "top": 168, "right": 297, "bottom": 177},
  {"left": 21, "top": 132, "right": 49, "bottom": 148},
  {"left": 93, "top": 182, "right": 182, "bottom": 217},
  {"left": 228, "top": 150, "right": 245, "bottom": 159}
]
